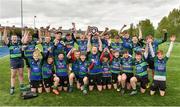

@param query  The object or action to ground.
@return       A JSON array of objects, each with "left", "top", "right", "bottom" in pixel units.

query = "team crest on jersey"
[
  {"left": 136, "top": 65, "right": 143, "bottom": 72},
  {"left": 58, "top": 62, "right": 65, "bottom": 68},
  {"left": 157, "top": 64, "right": 165, "bottom": 71}
]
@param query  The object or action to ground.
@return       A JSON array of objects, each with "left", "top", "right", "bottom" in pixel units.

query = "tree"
[
  {"left": 137, "top": 19, "right": 155, "bottom": 38},
  {"left": 109, "top": 29, "right": 118, "bottom": 38},
  {"left": 128, "top": 23, "right": 137, "bottom": 36},
  {"left": 156, "top": 8, "right": 180, "bottom": 41}
]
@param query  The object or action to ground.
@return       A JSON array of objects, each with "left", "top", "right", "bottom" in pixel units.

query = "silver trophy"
[{"left": 89, "top": 26, "right": 98, "bottom": 36}]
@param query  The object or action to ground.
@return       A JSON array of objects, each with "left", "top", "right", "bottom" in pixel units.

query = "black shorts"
[
  {"left": 78, "top": 77, "right": 84, "bottom": 86},
  {"left": 70, "top": 71, "right": 79, "bottom": 80},
  {"left": 78, "top": 76, "right": 88, "bottom": 86},
  {"left": 30, "top": 80, "right": 43, "bottom": 88},
  {"left": 74, "top": 72, "right": 79, "bottom": 80},
  {"left": 58, "top": 76, "right": 69, "bottom": 87},
  {"left": 102, "top": 77, "right": 112, "bottom": 85},
  {"left": 112, "top": 73, "right": 120, "bottom": 84},
  {"left": 150, "top": 80, "right": 166, "bottom": 91},
  {"left": 89, "top": 73, "right": 102, "bottom": 86},
  {"left": 43, "top": 77, "right": 54, "bottom": 88},
  {"left": 122, "top": 72, "right": 134, "bottom": 83},
  {"left": 10, "top": 58, "right": 24, "bottom": 69},
  {"left": 147, "top": 59, "right": 154, "bottom": 70},
  {"left": 24, "top": 57, "right": 31, "bottom": 68},
  {"left": 136, "top": 76, "right": 149, "bottom": 89}
]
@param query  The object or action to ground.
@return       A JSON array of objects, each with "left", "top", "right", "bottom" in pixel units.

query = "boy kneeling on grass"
[
  {"left": 54, "top": 52, "right": 69, "bottom": 92},
  {"left": 110, "top": 50, "right": 122, "bottom": 91},
  {"left": 120, "top": 51, "right": 134, "bottom": 95},
  {"left": 42, "top": 48, "right": 60, "bottom": 95},
  {"left": 67, "top": 49, "right": 81, "bottom": 92},
  {"left": 78, "top": 52, "right": 92, "bottom": 95},
  {"left": 100, "top": 48, "right": 113, "bottom": 90},
  {"left": 129, "top": 43, "right": 149, "bottom": 95},
  {"left": 149, "top": 35, "right": 176, "bottom": 96},
  {"left": 29, "top": 49, "right": 43, "bottom": 93}
]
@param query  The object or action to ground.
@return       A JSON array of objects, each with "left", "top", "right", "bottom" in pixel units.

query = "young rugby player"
[
  {"left": 41, "top": 49, "right": 60, "bottom": 95},
  {"left": 110, "top": 50, "right": 122, "bottom": 91},
  {"left": 67, "top": 48, "right": 81, "bottom": 92},
  {"left": 3, "top": 27, "right": 25, "bottom": 95},
  {"left": 28, "top": 49, "right": 43, "bottom": 93},
  {"left": 149, "top": 36, "right": 175, "bottom": 96},
  {"left": 100, "top": 48, "right": 113, "bottom": 90},
  {"left": 54, "top": 52, "right": 69, "bottom": 92},
  {"left": 146, "top": 29, "right": 168, "bottom": 77},
  {"left": 110, "top": 35, "right": 123, "bottom": 55},
  {"left": 78, "top": 52, "right": 92, "bottom": 95},
  {"left": 129, "top": 44, "right": 149, "bottom": 95},
  {"left": 120, "top": 50, "right": 134, "bottom": 95},
  {"left": 22, "top": 29, "right": 42, "bottom": 81},
  {"left": 88, "top": 35, "right": 103, "bottom": 91}
]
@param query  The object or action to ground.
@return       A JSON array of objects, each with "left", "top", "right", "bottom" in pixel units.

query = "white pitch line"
[
  {"left": 171, "top": 55, "right": 180, "bottom": 58},
  {"left": 0, "top": 55, "right": 9, "bottom": 59}
]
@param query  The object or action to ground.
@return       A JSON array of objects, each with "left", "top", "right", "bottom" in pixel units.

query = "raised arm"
[
  {"left": 41, "top": 48, "right": 50, "bottom": 62},
  {"left": 21, "top": 29, "right": 26, "bottom": 43},
  {"left": 118, "top": 24, "right": 126, "bottom": 35},
  {"left": 166, "top": 35, "right": 176, "bottom": 57},
  {"left": 100, "top": 50, "right": 105, "bottom": 62},
  {"left": 89, "top": 60, "right": 95, "bottom": 70},
  {"left": 99, "top": 27, "right": 109, "bottom": 37},
  {"left": 37, "top": 29, "right": 43, "bottom": 44},
  {"left": 107, "top": 38, "right": 111, "bottom": 47},
  {"left": 107, "top": 48, "right": 113, "bottom": 62},
  {"left": 149, "top": 42, "right": 155, "bottom": 58},
  {"left": 66, "top": 48, "right": 74, "bottom": 59},
  {"left": 143, "top": 43, "right": 149, "bottom": 59},
  {"left": 87, "top": 33, "right": 91, "bottom": 52},
  {"left": 2, "top": 27, "right": 9, "bottom": 45},
  {"left": 162, "top": 29, "right": 168, "bottom": 43},
  {"left": 98, "top": 36, "right": 103, "bottom": 52},
  {"left": 22, "top": 30, "right": 30, "bottom": 44},
  {"left": 85, "top": 26, "right": 90, "bottom": 36},
  {"left": 138, "top": 25, "right": 143, "bottom": 40},
  {"left": 71, "top": 22, "right": 78, "bottom": 43},
  {"left": 72, "top": 22, "right": 77, "bottom": 35}
]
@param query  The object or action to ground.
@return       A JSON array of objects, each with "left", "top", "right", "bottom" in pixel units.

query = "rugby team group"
[{"left": 2, "top": 23, "right": 176, "bottom": 96}]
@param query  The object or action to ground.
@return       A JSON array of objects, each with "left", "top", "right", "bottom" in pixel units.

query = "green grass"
[{"left": 0, "top": 43, "right": 180, "bottom": 106}]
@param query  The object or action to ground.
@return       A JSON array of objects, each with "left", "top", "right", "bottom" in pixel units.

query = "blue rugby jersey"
[
  {"left": 28, "top": 59, "right": 42, "bottom": 81},
  {"left": 78, "top": 60, "right": 89, "bottom": 78},
  {"left": 91, "top": 37, "right": 99, "bottom": 47},
  {"left": 7, "top": 42, "right": 23, "bottom": 59},
  {"left": 154, "top": 56, "right": 168, "bottom": 81},
  {"left": 54, "top": 59, "right": 68, "bottom": 77},
  {"left": 24, "top": 40, "right": 37, "bottom": 59},
  {"left": 101, "top": 62, "right": 111, "bottom": 77},
  {"left": 101, "top": 39, "right": 109, "bottom": 49},
  {"left": 122, "top": 37, "right": 133, "bottom": 55},
  {"left": 77, "top": 39, "right": 88, "bottom": 52},
  {"left": 42, "top": 62, "right": 55, "bottom": 79},
  {"left": 42, "top": 42, "right": 54, "bottom": 56},
  {"left": 110, "top": 57, "right": 121, "bottom": 74},
  {"left": 132, "top": 43, "right": 143, "bottom": 53},
  {"left": 63, "top": 33, "right": 77, "bottom": 54},
  {"left": 72, "top": 59, "right": 80, "bottom": 75},
  {"left": 147, "top": 39, "right": 163, "bottom": 60},
  {"left": 53, "top": 41, "right": 65, "bottom": 57},
  {"left": 121, "top": 56, "right": 134, "bottom": 73},
  {"left": 88, "top": 52, "right": 102, "bottom": 75},
  {"left": 110, "top": 42, "right": 123, "bottom": 53},
  {"left": 134, "top": 59, "right": 148, "bottom": 77}
]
